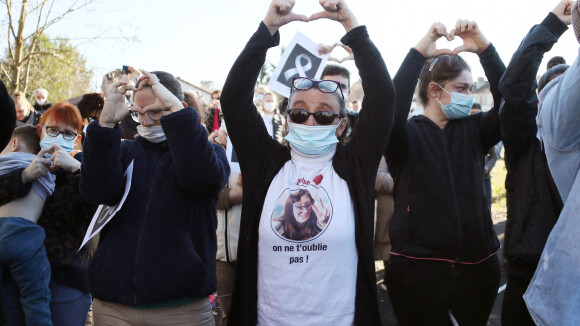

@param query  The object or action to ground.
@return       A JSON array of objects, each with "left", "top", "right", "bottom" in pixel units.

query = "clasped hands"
[
  {"left": 263, "top": 0, "right": 359, "bottom": 36},
  {"left": 99, "top": 70, "right": 183, "bottom": 128}
]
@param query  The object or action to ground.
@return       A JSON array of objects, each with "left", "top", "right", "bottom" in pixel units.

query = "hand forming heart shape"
[
  {"left": 414, "top": 20, "right": 490, "bottom": 59},
  {"left": 318, "top": 42, "right": 354, "bottom": 63}
]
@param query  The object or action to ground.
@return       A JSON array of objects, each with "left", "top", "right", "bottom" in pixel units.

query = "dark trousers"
[
  {"left": 386, "top": 255, "right": 500, "bottom": 326},
  {"left": 501, "top": 274, "right": 535, "bottom": 326}
]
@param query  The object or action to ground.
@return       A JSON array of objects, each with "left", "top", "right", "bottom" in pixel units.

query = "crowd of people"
[{"left": 1, "top": 0, "right": 580, "bottom": 325}]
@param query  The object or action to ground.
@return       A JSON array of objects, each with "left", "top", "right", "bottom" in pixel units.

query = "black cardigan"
[
  {"left": 386, "top": 45, "right": 505, "bottom": 263},
  {"left": 220, "top": 22, "right": 395, "bottom": 326},
  {"left": 498, "top": 12, "right": 565, "bottom": 279}
]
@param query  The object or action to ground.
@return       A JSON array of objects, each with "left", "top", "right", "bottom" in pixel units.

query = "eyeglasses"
[
  {"left": 287, "top": 109, "right": 340, "bottom": 125},
  {"left": 291, "top": 77, "right": 345, "bottom": 100},
  {"left": 44, "top": 126, "right": 77, "bottom": 141},
  {"left": 293, "top": 203, "right": 312, "bottom": 211},
  {"left": 130, "top": 108, "right": 164, "bottom": 123}
]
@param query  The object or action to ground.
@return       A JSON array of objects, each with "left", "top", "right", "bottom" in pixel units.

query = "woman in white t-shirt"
[{"left": 220, "top": 0, "right": 395, "bottom": 325}]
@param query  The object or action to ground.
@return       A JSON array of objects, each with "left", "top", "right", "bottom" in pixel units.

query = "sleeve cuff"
[
  {"left": 542, "top": 12, "right": 569, "bottom": 38},
  {"left": 340, "top": 25, "right": 368, "bottom": 47},
  {"left": 258, "top": 21, "right": 281, "bottom": 47},
  {"left": 410, "top": 48, "right": 426, "bottom": 61},
  {"left": 478, "top": 43, "right": 491, "bottom": 55},
  {"left": 478, "top": 43, "right": 497, "bottom": 61},
  {"left": 413, "top": 47, "right": 426, "bottom": 58}
]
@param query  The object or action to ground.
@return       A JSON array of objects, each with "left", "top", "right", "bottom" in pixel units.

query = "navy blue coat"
[{"left": 80, "top": 107, "right": 229, "bottom": 306}]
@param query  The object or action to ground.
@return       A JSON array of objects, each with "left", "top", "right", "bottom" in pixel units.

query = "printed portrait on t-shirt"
[{"left": 271, "top": 179, "right": 333, "bottom": 242}]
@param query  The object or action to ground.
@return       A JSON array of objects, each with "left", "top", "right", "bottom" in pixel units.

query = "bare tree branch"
[
  {"left": 0, "top": 63, "right": 12, "bottom": 81},
  {"left": 5, "top": 0, "right": 17, "bottom": 40}
]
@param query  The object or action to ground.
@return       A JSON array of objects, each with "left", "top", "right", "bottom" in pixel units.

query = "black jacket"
[
  {"left": 0, "top": 78, "right": 15, "bottom": 150},
  {"left": 221, "top": 22, "right": 395, "bottom": 326},
  {"left": 386, "top": 45, "right": 505, "bottom": 263},
  {"left": 498, "top": 12, "right": 565, "bottom": 280}
]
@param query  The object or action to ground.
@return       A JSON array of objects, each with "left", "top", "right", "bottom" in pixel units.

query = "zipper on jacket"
[{"left": 440, "top": 129, "right": 463, "bottom": 262}]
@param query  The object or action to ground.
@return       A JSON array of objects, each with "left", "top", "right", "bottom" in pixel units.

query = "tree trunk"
[{"left": 9, "top": 0, "right": 28, "bottom": 94}]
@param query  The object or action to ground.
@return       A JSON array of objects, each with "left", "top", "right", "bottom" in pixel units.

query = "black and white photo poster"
[
  {"left": 268, "top": 31, "right": 329, "bottom": 98},
  {"left": 79, "top": 160, "right": 134, "bottom": 250}
]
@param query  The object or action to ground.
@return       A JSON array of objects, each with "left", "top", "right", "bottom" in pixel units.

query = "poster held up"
[
  {"left": 79, "top": 160, "right": 134, "bottom": 251},
  {"left": 268, "top": 31, "right": 330, "bottom": 98}
]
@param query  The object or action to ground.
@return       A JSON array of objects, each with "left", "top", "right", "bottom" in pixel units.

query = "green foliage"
[
  {"left": 1, "top": 33, "right": 92, "bottom": 102},
  {"left": 490, "top": 148, "right": 507, "bottom": 221},
  {"left": 257, "top": 61, "right": 276, "bottom": 87}
]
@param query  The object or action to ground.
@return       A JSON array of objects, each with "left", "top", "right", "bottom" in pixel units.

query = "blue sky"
[{"left": 3, "top": 0, "right": 579, "bottom": 92}]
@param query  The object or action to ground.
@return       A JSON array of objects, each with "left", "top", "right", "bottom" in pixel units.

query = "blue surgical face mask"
[
  {"left": 435, "top": 84, "right": 473, "bottom": 120},
  {"left": 285, "top": 121, "right": 341, "bottom": 155},
  {"left": 83, "top": 124, "right": 88, "bottom": 134},
  {"left": 40, "top": 132, "right": 75, "bottom": 154}
]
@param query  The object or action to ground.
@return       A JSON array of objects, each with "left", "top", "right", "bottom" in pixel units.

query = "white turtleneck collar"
[{"left": 289, "top": 144, "right": 336, "bottom": 165}]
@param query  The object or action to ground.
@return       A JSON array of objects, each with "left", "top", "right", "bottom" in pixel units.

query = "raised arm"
[
  {"left": 162, "top": 107, "right": 229, "bottom": 196},
  {"left": 80, "top": 122, "right": 126, "bottom": 206},
  {"left": 80, "top": 79, "right": 139, "bottom": 206},
  {"left": 386, "top": 23, "right": 452, "bottom": 165},
  {"left": 450, "top": 20, "right": 506, "bottom": 152},
  {"left": 537, "top": 0, "right": 580, "bottom": 152},
  {"left": 538, "top": 47, "right": 580, "bottom": 150},
  {"left": 309, "top": 0, "right": 395, "bottom": 179},
  {"left": 341, "top": 25, "right": 395, "bottom": 178},
  {"left": 498, "top": 4, "right": 570, "bottom": 169},
  {"left": 221, "top": 0, "right": 307, "bottom": 173}
]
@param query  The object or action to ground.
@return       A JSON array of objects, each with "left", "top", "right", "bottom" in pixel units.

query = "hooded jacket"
[{"left": 386, "top": 45, "right": 505, "bottom": 263}]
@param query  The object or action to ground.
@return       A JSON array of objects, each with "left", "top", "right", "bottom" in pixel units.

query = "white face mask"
[
  {"left": 263, "top": 102, "right": 275, "bottom": 113},
  {"left": 36, "top": 99, "right": 47, "bottom": 105},
  {"left": 137, "top": 125, "right": 166, "bottom": 143}
]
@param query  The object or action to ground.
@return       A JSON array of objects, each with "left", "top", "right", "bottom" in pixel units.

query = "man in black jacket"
[{"left": 497, "top": 1, "right": 571, "bottom": 324}]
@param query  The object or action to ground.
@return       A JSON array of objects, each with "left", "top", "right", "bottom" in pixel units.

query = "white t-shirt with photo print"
[{"left": 257, "top": 146, "right": 358, "bottom": 326}]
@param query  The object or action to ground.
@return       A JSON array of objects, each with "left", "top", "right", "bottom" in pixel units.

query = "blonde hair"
[{"left": 12, "top": 91, "right": 35, "bottom": 112}]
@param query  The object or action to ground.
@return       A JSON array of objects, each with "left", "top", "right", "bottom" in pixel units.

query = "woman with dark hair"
[
  {"left": 385, "top": 20, "right": 505, "bottom": 325},
  {"left": 77, "top": 93, "right": 105, "bottom": 135},
  {"left": 220, "top": 0, "right": 395, "bottom": 324},
  {"left": 273, "top": 189, "right": 329, "bottom": 241},
  {"left": 0, "top": 102, "right": 96, "bottom": 325}
]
